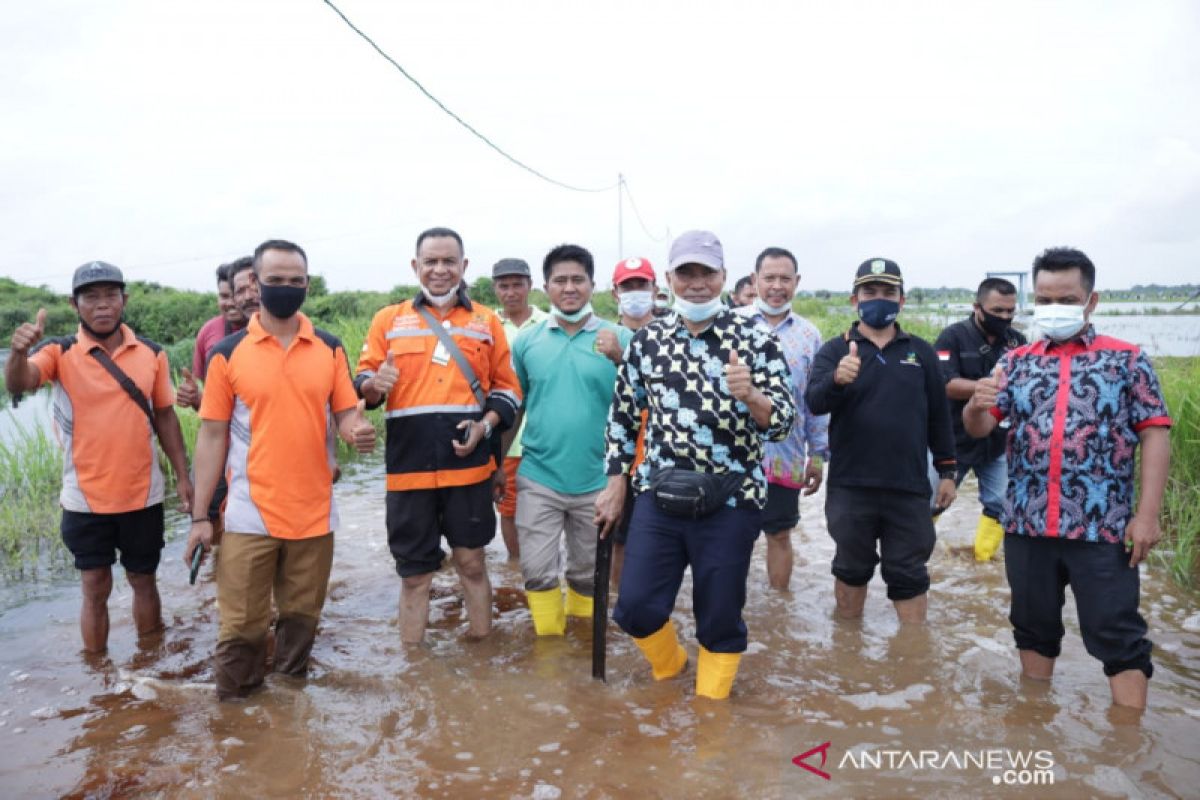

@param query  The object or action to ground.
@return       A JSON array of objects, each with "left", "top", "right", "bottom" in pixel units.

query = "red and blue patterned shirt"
[{"left": 991, "top": 326, "right": 1171, "bottom": 543}]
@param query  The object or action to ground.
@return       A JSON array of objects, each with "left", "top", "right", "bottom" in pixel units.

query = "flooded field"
[{"left": 1, "top": 463, "right": 1198, "bottom": 798}]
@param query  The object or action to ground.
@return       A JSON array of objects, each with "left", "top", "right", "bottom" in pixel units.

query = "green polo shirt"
[
  {"left": 499, "top": 305, "right": 549, "bottom": 458},
  {"left": 513, "top": 313, "right": 632, "bottom": 494}
]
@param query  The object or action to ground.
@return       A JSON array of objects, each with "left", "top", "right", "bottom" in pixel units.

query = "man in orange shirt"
[
  {"left": 357, "top": 227, "right": 521, "bottom": 644},
  {"left": 5, "top": 261, "right": 193, "bottom": 655},
  {"left": 184, "top": 240, "right": 376, "bottom": 700}
]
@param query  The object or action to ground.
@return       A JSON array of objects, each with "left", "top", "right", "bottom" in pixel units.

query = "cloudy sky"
[{"left": 3, "top": 0, "right": 1198, "bottom": 293}]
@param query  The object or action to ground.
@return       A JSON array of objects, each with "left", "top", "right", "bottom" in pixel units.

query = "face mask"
[
  {"left": 1033, "top": 303, "right": 1086, "bottom": 342},
  {"left": 421, "top": 286, "right": 458, "bottom": 308},
  {"left": 673, "top": 296, "right": 724, "bottom": 323},
  {"left": 618, "top": 291, "right": 653, "bottom": 318},
  {"left": 857, "top": 298, "right": 899, "bottom": 329},
  {"left": 552, "top": 301, "right": 593, "bottom": 324},
  {"left": 654, "top": 297, "right": 670, "bottom": 310},
  {"left": 977, "top": 308, "right": 1012, "bottom": 337},
  {"left": 259, "top": 284, "right": 306, "bottom": 319},
  {"left": 754, "top": 295, "right": 791, "bottom": 316}
]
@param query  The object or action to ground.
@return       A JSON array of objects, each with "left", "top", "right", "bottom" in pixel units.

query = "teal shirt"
[{"left": 513, "top": 314, "right": 633, "bottom": 494}]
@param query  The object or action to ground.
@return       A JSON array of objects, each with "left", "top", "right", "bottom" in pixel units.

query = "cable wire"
[
  {"left": 321, "top": 0, "right": 617, "bottom": 194},
  {"left": 620, "top": 176, "right": 669, "bottom": 242}
]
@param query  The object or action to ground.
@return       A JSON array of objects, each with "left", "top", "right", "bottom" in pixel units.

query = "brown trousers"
[{"left": 215, "top": 531, "right": 334, "bottom": 700}]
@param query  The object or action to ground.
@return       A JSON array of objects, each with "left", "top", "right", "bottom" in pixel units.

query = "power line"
[
  {"left": 620, "top": 176, "right": 669, "bottom": 243},
  {"left": 321, "top": 0, "right": 618, "bottom": 194}
]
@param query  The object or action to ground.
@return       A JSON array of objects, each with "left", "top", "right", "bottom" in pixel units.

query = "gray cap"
[
  {"left": 492, "top": 258, "right": 531, "bottom": 279},
  {"left": 668, "top": 230, "right": 724, "bottom": 272},
  {"left": 71, "top": 261, "right": 125, "bottom": 292}
]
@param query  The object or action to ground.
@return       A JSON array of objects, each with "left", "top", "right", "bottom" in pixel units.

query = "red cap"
[{"left": 613, "top": 257, "right": 656, "bottom": 286}]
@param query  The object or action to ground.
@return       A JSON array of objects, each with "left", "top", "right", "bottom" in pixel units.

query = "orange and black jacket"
[{"left": 355, "top": 288, "right": 522, "bottom": 492}]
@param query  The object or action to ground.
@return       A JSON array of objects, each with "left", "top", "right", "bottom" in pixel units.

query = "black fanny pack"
[{"left": 648, "top": 468, "right": 743, "bottom": 519}]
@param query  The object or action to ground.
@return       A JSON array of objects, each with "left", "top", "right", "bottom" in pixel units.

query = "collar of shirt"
[
  {"left": 545, "top": 313, "right": 603, "bottom": 333},
  {"left": 847, "top": 320, "right": 911, "bottom": 347},
  {"left": 1030, "top": 323, "right": 1097, "bottom": 356},
  {"left": 742, "top": 306, "right": 799, "bottom": 332},
  {"left": 498, "top": 304, "right": 546, "bottom": 329},
  {"left": 245, "top": 311, "right": 317, "bottom": 345},
  {"left": 413, "top": 284, "right": 474, "bottom": 312},
  {"left": 76, "top": 322, "right": 139, "bottom": 354}
]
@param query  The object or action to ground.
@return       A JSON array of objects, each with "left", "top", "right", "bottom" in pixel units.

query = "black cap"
[
  {"left": 71, "top": 261, "right": 125, "bottom": 293},
  {"left": 492, "top": 258, "right": 532, "bottom": 279},
  {"left": 853, "top": 257, "right": 903, "bottom": 289}
]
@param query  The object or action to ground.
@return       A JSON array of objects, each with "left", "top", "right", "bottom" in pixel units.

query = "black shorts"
[
  {"left": 61, "top": 504, "right": 165, "bottom": 574},
  {"left": 762, "top": 483, "right": 800, "bottom": 535},
  {"left": 386, "top": 481, "right": 496, "bottom": 577},
  {"left": 1004, "top": 533, "right": 1153, "bottom": 677},
  {"left": 613, "top": 475, "right": 635, "bottom": 545},
  {"left": 825, "top": 486, "right": 935, "bottom": 601}
]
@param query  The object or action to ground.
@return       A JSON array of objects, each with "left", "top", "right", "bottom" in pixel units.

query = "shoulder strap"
[
  {"left": 88, "top": 346, "right": 160, "bottom": 439},
  {"left": 413, "top": 305, "right": 487, "bottom": 407}
]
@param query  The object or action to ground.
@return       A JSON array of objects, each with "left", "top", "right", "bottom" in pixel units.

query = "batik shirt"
[
  {"left": 604, "top": 309, "right": 796, "bottom": 509},
  {"left": 991, "top": 326, "right": 1171, "bottom": 543},
  {"left": 738, "top": 308, "right": 830, "bottom": 488}
]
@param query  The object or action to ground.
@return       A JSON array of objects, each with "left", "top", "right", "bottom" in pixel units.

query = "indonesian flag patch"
[{"left": 937, "top": 350, "right": 951, "bottom": 361}]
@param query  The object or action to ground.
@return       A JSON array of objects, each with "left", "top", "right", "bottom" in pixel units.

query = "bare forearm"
[
  {"left": 191, "top": 423, "right": 229, "bottom": 514},
  {"left": 4, "top": 353, "right": 39, "bottom": 395},
  {"left": 154, "top": 409, "right": 190, "bottom": 479},
  {"left": 946, "top": 378, "right": 976, "bottom": 401},
  {"left": 1136, "top": 427, "right": 1171, "bottom": 517},
  {"left": 963, "top": 403, "right": 998, "bottom": 438}
]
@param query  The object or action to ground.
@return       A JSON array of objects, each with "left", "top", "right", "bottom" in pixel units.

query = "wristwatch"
[
  {"left": 938, "top": 469, "right": 956, "bottom": 481},
  {"left": 480, "top": 419, "right": 493, "bottom": 439}
]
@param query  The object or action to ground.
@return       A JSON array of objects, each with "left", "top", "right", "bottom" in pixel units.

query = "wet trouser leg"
[
  {"left": 613, "top": 495, "right": 688, "bottom": 638},
  {"left": 972, "top": 456, "right": 1007, "bottom": 520},
  {"left": 515, "top": 475, "right": 566, "bottom": 593},
  {"left": 215, "top": 532, "right": 278, "bottom": 700},
  {"left": 686, "top": 505, "right": 760, "bottom": 653},
  {"left": 272, "top": 533, "right": 335, "bottom": 676}
]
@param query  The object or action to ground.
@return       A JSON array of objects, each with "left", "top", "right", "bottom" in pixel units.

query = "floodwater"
[{"left": 1, "top": 463, "right": 1198, "bottom": 799}]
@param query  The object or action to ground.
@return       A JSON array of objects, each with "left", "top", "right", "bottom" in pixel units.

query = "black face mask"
[
  {"left": 977, "top": 308, "right": 1012, "bottom": 337},
  {"left": 259, "top": 284, "right": 306, "bottom": 319}
]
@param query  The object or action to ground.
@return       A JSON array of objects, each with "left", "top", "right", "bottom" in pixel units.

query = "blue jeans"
[{"left": 927, "top": 453, "right": 1007, "bottom": 519}]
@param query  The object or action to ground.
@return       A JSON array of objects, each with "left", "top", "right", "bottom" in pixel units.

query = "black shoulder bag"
[{"left": 88, "top": 347, "right": 160, "bottom": 440}]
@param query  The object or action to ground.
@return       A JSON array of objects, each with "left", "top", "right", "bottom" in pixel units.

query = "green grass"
[
  {"left": 0, "top": 414, "right": 68, "bottom": 578},
  {"left": 1154, "top": 357, "right": 1200, "bottom": 585}
]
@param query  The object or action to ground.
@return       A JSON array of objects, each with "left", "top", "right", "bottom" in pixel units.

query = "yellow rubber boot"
[
  {"left": 565, "top": 587, "right": 594, "bottom": 619},
  {"left": 632, "top": 620, "right": 688, "bottom": 680},
  {"left": 695, "top": 646, "right": 742, "bottom": 700},
  {"left": 526, "top": 587, "right": 566, "bottom": 636},
  {"left": 973, "top": 515, "right": 1004, "bottom": 562}
]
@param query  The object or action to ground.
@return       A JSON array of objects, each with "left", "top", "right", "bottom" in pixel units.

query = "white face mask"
[
  {"left": 754, "top": 295, "right": 791, "bottom": 316},
  {"left": 421, "top": 285, "right": 458, "bottom": 308},
  {"left": 552, "top": 301, "right": 593, "bottom": 324},
  {"left": 673, "top": 296, "right": 724, "bottom": 323},
  {"left": 654, "top": 296, "right": 670, "bottom": 310},
  {"left": 618, "top": 290, "right": 653, "bottom": 318},
  {"left": 1033, "top": 302, "right": 1087, "bottom": 342}
]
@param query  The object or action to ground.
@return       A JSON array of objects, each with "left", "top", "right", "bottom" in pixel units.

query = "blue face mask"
[
  {"left": 552, "top": 301, "right": 593, "bottom": 324},
  {"left": 673, "top": 296, "right": 724, "bottom": 323},
  {"left": 857, "top": 298, "right": 899, "bottom": 329}
]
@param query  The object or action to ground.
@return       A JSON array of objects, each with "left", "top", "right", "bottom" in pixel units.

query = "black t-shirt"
[{"left": 932, "top": 316, "right": 1026, "bottom": 466}]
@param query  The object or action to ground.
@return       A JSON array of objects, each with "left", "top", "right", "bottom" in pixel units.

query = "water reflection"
[{"left": 0, "top": 465, "right": 1197, "bottom": 797}]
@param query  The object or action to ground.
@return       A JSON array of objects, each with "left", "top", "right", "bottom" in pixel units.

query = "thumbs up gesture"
[
  {"left": 970, "top": 363, "right": 1005, "bottom": 411},
  {"left": 725, "top": 349, "right": 754, "bottom": 402},
  {"left": 372, "top": 350, "right": 400, "bottom": 396},
  {"left": 343, "top": 398, "right": 377, "bottom": 454},
  {"left": 176, "top": 366, "right": 201, "bottom": 409},
  {"left": 10, "top": 308, "right": 47, "bottom": 356},
  {"left": 835, "top": 340, "right": 861, "bottom": 386}
]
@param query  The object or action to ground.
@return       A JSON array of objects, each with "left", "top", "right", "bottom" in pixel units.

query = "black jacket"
[{"left": 806, "top": 323, "right": 956, "bottom": 497}]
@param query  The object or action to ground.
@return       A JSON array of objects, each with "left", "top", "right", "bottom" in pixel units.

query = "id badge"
[{"left": 432, "top": 319, "right": 452, "bottom": 366}]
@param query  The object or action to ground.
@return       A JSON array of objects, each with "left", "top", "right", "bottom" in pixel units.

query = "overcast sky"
[{"left": 3, "top": 0, "right": 1199, "bottom": 294}]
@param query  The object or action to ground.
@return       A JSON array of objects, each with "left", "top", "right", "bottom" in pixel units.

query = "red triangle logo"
[{"left": 792, "top": 741, "right": 832, "bottom": 780}]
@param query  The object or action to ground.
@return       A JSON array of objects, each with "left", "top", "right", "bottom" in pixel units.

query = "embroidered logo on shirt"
[{"left": 901, "top": 352, "right": 921, "bottom": 367}]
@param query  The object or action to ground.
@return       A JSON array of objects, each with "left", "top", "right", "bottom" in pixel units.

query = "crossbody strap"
[
  {"left": 89, "top": 347, "right": 160, "bottom": 439},
  {"left": 414, "top": 305, "right": 487, "bottom": 407}
]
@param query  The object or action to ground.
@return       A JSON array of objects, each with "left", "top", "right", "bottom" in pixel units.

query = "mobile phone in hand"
[
  {"left": 189, "top": 545, "right": 204, "bottom": 585},
  {"left": 458, "top": 424, "right": 472, "bottom": 446}
]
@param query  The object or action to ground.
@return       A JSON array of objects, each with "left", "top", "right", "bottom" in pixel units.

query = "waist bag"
[{"left": 648, "top": 468, "right": 743, "bottom": 519}]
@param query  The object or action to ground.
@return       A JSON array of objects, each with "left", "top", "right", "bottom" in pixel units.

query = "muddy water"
[{"left": 1, "top": 463, "right": 1198, "bottom": 799}]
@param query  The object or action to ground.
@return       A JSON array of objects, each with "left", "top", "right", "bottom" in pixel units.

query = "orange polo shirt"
[
  {"left": 29, "top": 324, "right": 175, "bottom": 514},
  {"left": 200, "top": 313, "right": 359, "bottom": 540}
]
